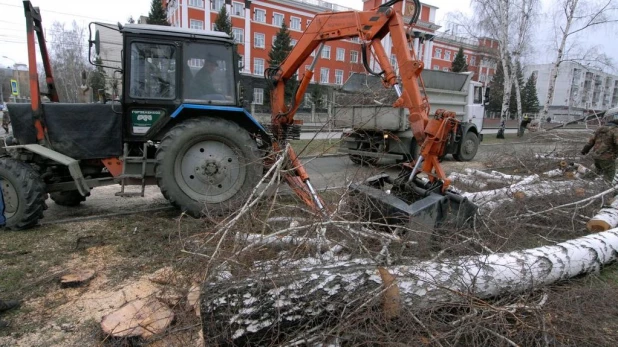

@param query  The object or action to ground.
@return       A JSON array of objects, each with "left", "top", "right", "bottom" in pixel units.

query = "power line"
[{"left": 0, "top": 2, "right": 119, "bottom": 23}]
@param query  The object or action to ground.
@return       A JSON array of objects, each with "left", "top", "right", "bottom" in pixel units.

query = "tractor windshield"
[{"left": 183, "top": 42, "right": 236, "bottom": 104}]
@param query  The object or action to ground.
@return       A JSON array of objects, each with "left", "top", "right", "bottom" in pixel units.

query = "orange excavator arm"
[{"left": 268, "top": 0, "right": 459, "bottom": 213}]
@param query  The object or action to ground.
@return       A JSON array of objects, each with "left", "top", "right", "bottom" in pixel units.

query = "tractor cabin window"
[
  {"left": 182, "top": 42, "right": 236, "bottom": 103},
  {"left": 129, "top": 42, "right": 177, "bottom": 99}
]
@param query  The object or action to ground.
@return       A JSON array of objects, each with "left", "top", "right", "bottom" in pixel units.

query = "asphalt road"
[{"left": 37, "top": 133, "right": 584, "bottom": 224}]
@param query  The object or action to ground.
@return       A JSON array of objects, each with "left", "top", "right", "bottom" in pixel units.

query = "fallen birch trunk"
[
  {"left": 447, "top": 173, "right": 488, "bottom": 189},
  {"left": 587, "top": 199, "right": 618, "bottom": 232},
  {"left": 200, "top": 230, "right": 618, "bottom": 345},
  {"left": 462, "top": 179, "right": 575, "bottom": 206}
]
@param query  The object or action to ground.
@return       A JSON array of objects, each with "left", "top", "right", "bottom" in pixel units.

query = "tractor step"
[{"left": 116, "top": 143, "right": 148, "bottom": 198}]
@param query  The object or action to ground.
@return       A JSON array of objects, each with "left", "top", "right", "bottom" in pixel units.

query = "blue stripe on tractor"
[{"left": 170, "top": 104, "right": 266, "bottom": 132}]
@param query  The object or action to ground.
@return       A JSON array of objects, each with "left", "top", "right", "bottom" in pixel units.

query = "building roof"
[{"left": 120, "top": 24, "right": 232, "bottom": 41}]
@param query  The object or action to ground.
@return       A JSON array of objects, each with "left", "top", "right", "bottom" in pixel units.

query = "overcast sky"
[{"left": 0, "top": 0, "right": 615, "bottom": 71}]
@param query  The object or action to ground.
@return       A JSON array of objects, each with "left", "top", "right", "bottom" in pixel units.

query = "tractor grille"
[{"left": 264, "top": 123, "right": 302, "bottom": 141}]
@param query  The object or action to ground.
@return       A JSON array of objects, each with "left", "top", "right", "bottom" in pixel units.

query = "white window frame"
[
  {"left": 463, "top": 54, "right": 468, "bottom": 62},
  {"left": 290, "top": 16, "right": 301, "bottom": 31},
  {"left": 273, "top": 12, "right": 284, "bottom": 27},
  {"left": 254, "top": 58, "right": 265, "bottom": 75},
  {"left": 232, "top": 2, "right": 244, "bottom": 16},
  {"left": 444, "top": 51, "right": 452, "bottom": 61},
  {"left": 253, "top": 88, "right": 264, "bottom": 105},
  {"left": 350, "top": 50, "right": 358, "bottom": 63},
  {"left": 291, "top": 39, "right": 298, "bottom": 47},
  {"left": 320, "top": 67, "right": 329, "bottom": 84},
  {"left": 238, "top": 55, "right": 244, "bottom": 69},
  {"left": 211, "top": 23, "right": 216, "bottom": 31},
  {"left": 189, "top": 19, "right": 204, "bottom": 30},
  {"left": 189, "top": 0, "right": 204, "bottom": 8},
  {"left": 443, "top": 67, "right": 449, "bottom": 72},
  {"left": 254, "top": 32, "right": 265, "bottom": 48},
  {"left": 434, "top": 65, "right": 440, "bottom": 70},
  {"left": 322, "top": 45, "right": 331, "bottom": 59},
  {"left": 232, "top": 28, "right": 244, "bottom": 44},
  {"left": 470, "top": 56, "right": 476, "bottom": 66},
  {"left": 434, "top": 48, "right": 442, "bottom": 59},
  {"left": 254, "top": 8, "right": 266, "bottom": 23},
  {"left": 336, "top": 48, "right": 345, "bottom": 61},
  {"left": 335, "top": 69, "right": 344, "bottom": 85},
  {"left": 211, "top": 0, "right": 224, "bottom": 11}
]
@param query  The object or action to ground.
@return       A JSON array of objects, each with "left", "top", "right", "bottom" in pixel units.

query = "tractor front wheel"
[
  {"left": 0, "top": 158, "right": 47, "bottom": 230},
  {"left": 155, "top": 118, "right": 263, "bottom": 217}
]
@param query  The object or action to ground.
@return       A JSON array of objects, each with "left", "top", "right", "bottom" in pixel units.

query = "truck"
[{"left": 337, "top": 69, "right": 485, "bottom": 164}]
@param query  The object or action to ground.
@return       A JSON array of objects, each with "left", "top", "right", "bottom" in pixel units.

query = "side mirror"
[{"left": 89, "top": 30, "right": 101, "bottom": 56}]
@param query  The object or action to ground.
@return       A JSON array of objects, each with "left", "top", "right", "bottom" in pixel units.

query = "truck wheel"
[
  {"left": 0, "top": 158, "right": 47, "bottom": 230},
  {"left": 155, "top": 118, "right": 263, "bottom": 217},
  {"left": 349, "top": 154, "right": 378, "bottom": 166},
  {"left": 453, "top": 132, "right": 479, "bottom": 162},
  {"left": 50, "top": 191, "right": 87, "bottom": 207}
]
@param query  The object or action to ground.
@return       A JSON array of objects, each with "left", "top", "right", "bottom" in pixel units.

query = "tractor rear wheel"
[
  {"left": 155, "top": 118, "right": 263, "bottom": 217},
  {"left": 50, "top": 190, "right": 87, "bottom": 207},
  {"left": 0, "top": 158, "right": 47, "bottom": 230}
]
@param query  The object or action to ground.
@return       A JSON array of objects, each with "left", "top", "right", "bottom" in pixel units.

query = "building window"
[
  {"left": 350, "top": 50, "right": 358, "bottom": 63},
  {"left": 307, "top": 19, "right": 312, "bottom": 27},
  {"left": 232, "top": 28, "right": 244, "bottom": 44},
  {"left": 480, "top": 75, "right": 486, "bottom": 82},
  {"left": 232, "top": 2, "right": 244, "bottom": 16},
  {"left": 254, "top": 58, "right": 265, "bottom": 75},
  {"left": 254, "top": 33, "right": 265, "bottom": 48},
  {"left": 470, "top": 56, "right": 476, "bottom": 66},
  {"left": 291, "top": 39, "right": 298, "bottom": 46},
  {"left": 443, "top": 67, "right": 449, "bottom": 72},
  {"left": 253, "top": 88, "right": 264, "bottom": 104},
  {"left": 434, "top": 48, "right": 442, "bottom": 59},
  {"left": 211, "top": 0, "right": 224, "bottom": 11},
  {"left": 320, "top": 68, "right": 329, "bottom": 83},
  {"left": 272, "top": 35, "right": 277, "bottom": 46},
  {"left": 190, "top": 19, "right": 204, "bottom": 30},
  {"left": 444, "top": 51, "right": 451, "bottom": 61},
  {"left": 211, "top": 23, "right": 216, "bottom": 31},
  {"left": 390, "top": 53, "right": 397, "bottom": 69},
  {"left": 290, "top": 16, "right": 301, "bottom": 30},
  {"left": 189, "top": 0, "right": 204, "bottom": 8},
  {"left": 350, "top": 37, "right": 360, "bottom": 43},
  {"left": 434, "top": 65, "right": 439, "bottom": 70},
  {"left": 238, "top": 55, "right": 244, "bottom": 69},
  {"left": 336, "top": 48, "right": 345, "bottom": 61},
  {"left": 335, "top": 69, "right": 344, "bottom": 85},
  {"left": 273, "top": 13, "right": 284, "bottom": 27},
  {"left": 464, "top": 54, "right": 468, "bottom": 62},
  {"left": 322, "top": 45, "right": 331, "bottom": 59},
  {"left": 254, "top": 8, "right": 266, "bottom": 22}
]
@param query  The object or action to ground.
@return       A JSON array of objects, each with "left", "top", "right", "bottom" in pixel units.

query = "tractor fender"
[{"left": 149, "top": 104, "right": 271, "bottom": 144}]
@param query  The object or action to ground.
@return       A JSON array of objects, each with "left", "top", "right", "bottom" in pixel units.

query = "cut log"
[
  {"left": 101, "top": 298, "right": 174, "bottom": 339},
  {"left": 446, "top": 173, "right": 487, "bottom": 189},
  {"left": 200, "top": 229, "right": 618, "bottom": 345},
  {"left": 587, "top": 199, "right": 618, "bottom": 232},
  {"left": 60, "top": 269, "right": 95, "bottom": 287},
  {"left": 463, "top": 180, "right": 576, "bottom": 206}
]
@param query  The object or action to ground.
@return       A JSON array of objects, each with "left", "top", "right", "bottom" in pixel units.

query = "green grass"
[{"left": 290, "top": 139, "right": 341, "bottom": 157}]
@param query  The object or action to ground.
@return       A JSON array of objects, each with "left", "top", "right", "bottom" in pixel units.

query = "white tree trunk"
[
  {"left": 587, "top": 199, "right": 618, "bottom": 232},
  {"left": 542, "top": 0, "right": 578, "bottom": 118},
  {"left": 200, "top": 229, "right": 618, "bottom": 345}
]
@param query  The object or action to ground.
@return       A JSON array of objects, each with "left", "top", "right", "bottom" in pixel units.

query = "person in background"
[
  {"left": 581, "top": 113, "right": 618, "bottom": 182},
  {"left": 518, "top": 114, "right": 531, "bottom": 137}
]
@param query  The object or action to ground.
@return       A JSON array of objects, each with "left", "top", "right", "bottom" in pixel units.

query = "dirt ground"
[{"left": 3, "top": 129, "right": 618, "bottom": 346}]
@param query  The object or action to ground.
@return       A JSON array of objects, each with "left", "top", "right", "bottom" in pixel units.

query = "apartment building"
[
  {"left": 524, "top": 62, "right": 618, "bottom": 121},
  {"left": 164, "top": 0, "right": 498, "bottom": 106}
]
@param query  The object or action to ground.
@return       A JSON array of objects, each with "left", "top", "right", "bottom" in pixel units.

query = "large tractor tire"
[
  {"left": 0, "top": 158, "right": 47, "bottom": 230},
  {"left": 50, "top": 190, "right": 87, "bottom": 207},
  {"left": 453, "top": 131, "right": 480, "bottom": 162},
  {"left": 155, "top": 118, "right": 263, "bottom": 217}
]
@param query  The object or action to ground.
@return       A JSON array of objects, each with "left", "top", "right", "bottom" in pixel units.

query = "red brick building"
[{"left": 164, "top": 0, "right": 498, "bottom": 105}]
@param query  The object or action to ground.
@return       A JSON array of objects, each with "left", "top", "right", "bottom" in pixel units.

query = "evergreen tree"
[
  {"left": 522, "top": 74, "right": 540, "bottom": 113},
  {"left": 90, "top": 57, "right": 107, "bottom": 100},
  {"left": 213, "top": 7, "right": 241, "bottom": 71},
  {"left": 266, "top": 23, "right": 297, "bottom": 104},
  {"left": 509, "top": 62, "right": 524, "bottom": 116},
  {"left": 451, "top": 47, "right": 468, "bottom": 72},
  {"left": 487, "top": 61, "right": 506, "bottom": 114},
  {"left": 213, "top": 6, "right": 232, "bottom": 34},
  {"left": 147, "top": 0, "right": 169, "bottom": 26}
]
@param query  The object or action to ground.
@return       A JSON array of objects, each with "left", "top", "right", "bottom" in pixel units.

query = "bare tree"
[
  {"left": 542, "top": 0, "right": 618, "bottom": 118},
  {"left": 47, "top": 21, "right": 91, "bottom": 103},
  {"left": 509, "top": 0, "right": 538, "bottom": 119}
]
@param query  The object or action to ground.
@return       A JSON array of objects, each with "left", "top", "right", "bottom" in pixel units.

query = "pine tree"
[
  {"left": 451, "top": 47, "right": 468, "bottom": 72},
  {"left": 213, "top": 6, "right": 232, "bottom": 34},
  {"left": 213, "top": 7, "right": 242, "bottom": 71},
  {"left": 487, "top": 61, "right": 506, "bottom": 114},
  {"left": 147, "top": 0, "right": 169, "bottom": 26},
  {"left": 266, "top": 23, "right": 297, "bottom": 104},
  {"left": 522, "top": 74, "right": 540, "bottom": 113},
  {"left": 90, "top": 57, "right": 107, "bottom": 100},
  {"left": 509, "top": 62, "right": 524, "bottom": 116}
]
